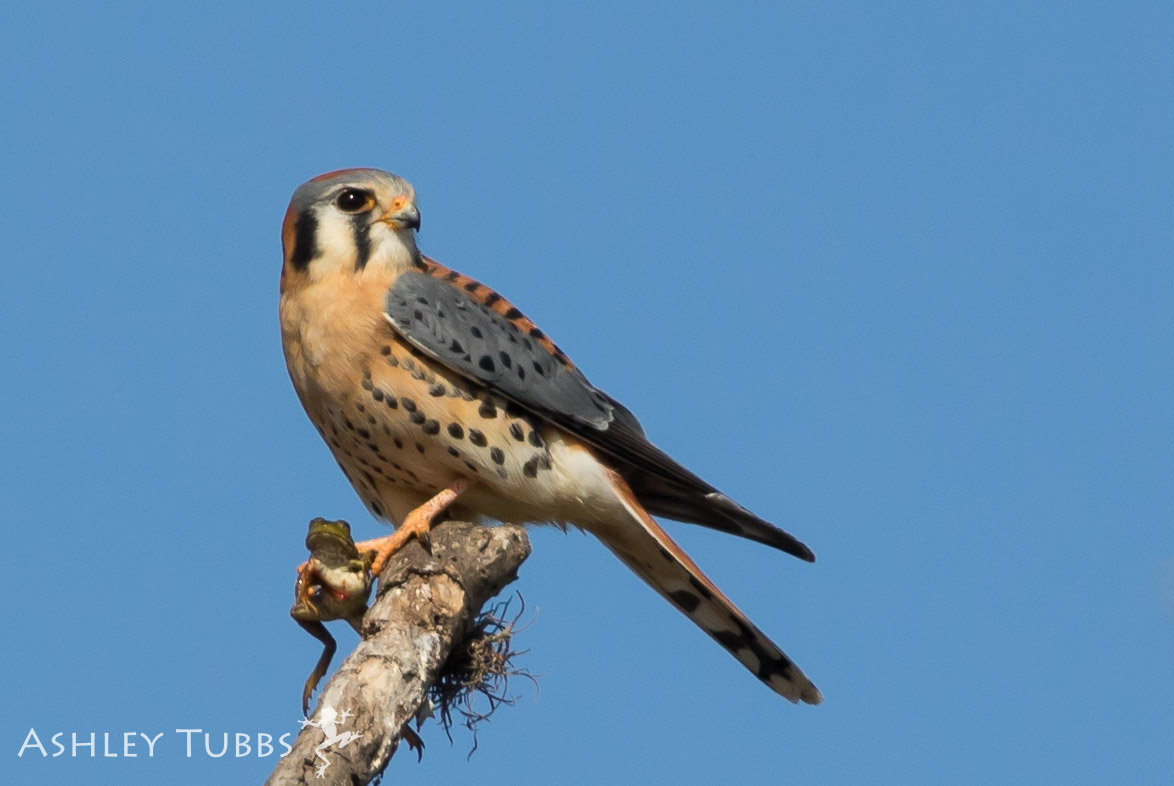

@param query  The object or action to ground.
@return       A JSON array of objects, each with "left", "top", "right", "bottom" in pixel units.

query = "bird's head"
[{"left": 281, "top": 168, "right": 421, "bottom": 289}]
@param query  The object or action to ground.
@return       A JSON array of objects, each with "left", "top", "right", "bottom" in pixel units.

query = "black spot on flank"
[
  {"left": 468, "top": 429, "right": 487, "bottom": 447},
  {"left": 497, "top": 467, "right": 508, "bottom": 480},
  {"left": 449, "top": 339, "right": 464, "bottom": 354},
  {"left": 464, "top": 281, "right": 480, "bottom": 292},
  {"left": 402, "top": 357, "right": 416, "bottom": 371},
  {"left": 479, "top": 355, "right": 495, "bottom": 373},
  {"left": 490, "top": 447, "right": 505, "bottom": 464},
  {"left": 447, "top": 423, "right": 464, "bottom": 439},
  {"left": 410, "top": 367, "right": 427, "bottom": 381},
  {"left": 415, "top": 442, "right": 426, "bottom": 454},
  {"left": 498, "top": 351, "right": 512, "bottom": 369},
  {"left": 509, "top": 423, "right": 524, "bottom": 441},
  {"left": 429, "top": 384, "right": 446, "bottom": 397},
  {"left": 409, "top": 411, "right": 425, "bottom": 425},
  {"left": 357, "top": 427, "right": 370, "bottom": 439},
  {"left": 470, "top": 326, "right": 483, "bottom": 339},
  {"left": 372, "top": 388, "right": 384, "bottom": 402},
  {"left": 385, "top": 396, "right": 398, "bottom": 410},
  {"left": 289, "top": 209, "right": 319, "bottom": 271},
  {"left": 479, "top": 399, "right": 497, "bottom": 419},
  {"left": 464, "top": 461, "right": 479, "bottom": 473},
  {"left": 356, "top": 403, "right": 365, "bottom": 413},
  {"left": 344, "top": 419, "right": 355, "bottom": 431},
  {"left": 422, "top": 419, "right": 440, "bottom": 435},
  {"left": 380, "top": 345, "right": 392, "bottom": 355},
  {"left": 522, "top": 456, "right": 540, "bottom": 478},
  {"left": 351, "top": 215, "right": 372, "bottom": 270},
  {"left": 367, "top": 443, "right": 379, "bottom": 453},
  {"left": 528, "top": 430, "right": 544, "bottom": 448},
  {"left": 415, "top": 295, "right": 430, "bottom": 306},
  {"left": 504, "top": 307, "right": 522, "bottom": 320},
  {"left": 447, "top": 446, "right": 460, "bottom": 457},
  {"left": 538, "top": 455, "right": 551, "bottom": 470},
  {"left": 367, "top": 415, "right": 376, "bottom": 425},
  {"left": 688, "top": 577, "right": 714, "bottom": 600},
  {"left": 400, "top": 397, "right": 417, "bottom": 412},
  {"left": 669, "top": 590, "right": 702, "bottom": 613},
  {"left": 386, "top": 355, "right": 399, "bottom": 367},
  {"left": 362, "top": 471, "right": 376, "bottom": 488},
  {"left": 413, "top": 309, "right": 424, "bottom": 321},
  {"left": 393, "top": 437, "right": 404, "bottom": 450},
  {"left": 516, "top": 366, "right": 526, "bottom": 380},
  {"left": 532, "top": 361, "right": 545, "bottom": 377},
  {"left": 361, "top": 379, "right": 373, "bottom": 391}
]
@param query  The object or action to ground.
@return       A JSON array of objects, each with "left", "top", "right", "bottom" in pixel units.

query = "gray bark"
[{"left": 265, "top": 520, "right": 531, "bottom": 786}]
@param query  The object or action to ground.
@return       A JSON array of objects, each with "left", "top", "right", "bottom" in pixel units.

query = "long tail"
[{"left": 598, "top": 469, "right": 822, "bottom": 704}]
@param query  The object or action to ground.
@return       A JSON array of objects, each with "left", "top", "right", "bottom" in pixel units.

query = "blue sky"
[{"left": 2, "top": 2, "right": 1171, "bottom": 783}]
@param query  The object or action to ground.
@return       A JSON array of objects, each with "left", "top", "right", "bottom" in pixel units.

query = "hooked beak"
[{"left": 378, "top": 195, "right": 420, "bottom": 231}]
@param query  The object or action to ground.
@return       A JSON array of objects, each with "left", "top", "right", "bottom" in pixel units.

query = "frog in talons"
[
  {"left": 290, "top": 518, "right": 427, "bottom": 760},
  {"left": 291, "top": 518, "right": 376, "bottom": 717}
]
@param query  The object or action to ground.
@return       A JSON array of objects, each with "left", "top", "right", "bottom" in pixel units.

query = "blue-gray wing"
[
  {"left": 384, "top": 270, "right": 815, "bottom": 561},
  {"left": 384, "top": 271, "right": 621, "bottom": 430}
]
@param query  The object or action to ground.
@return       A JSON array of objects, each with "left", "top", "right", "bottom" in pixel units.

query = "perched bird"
[{"left": 279, "top": 168, "right": 822, "bottom": 704}]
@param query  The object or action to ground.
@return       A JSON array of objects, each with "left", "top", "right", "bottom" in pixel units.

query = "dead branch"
[{"left": 265, "top": 519, "right": 531, "bottom": 786}]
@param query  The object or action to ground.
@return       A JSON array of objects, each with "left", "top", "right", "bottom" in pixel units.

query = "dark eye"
[{"left": 335, "top": 188, "right": 374, "bottom": 214}]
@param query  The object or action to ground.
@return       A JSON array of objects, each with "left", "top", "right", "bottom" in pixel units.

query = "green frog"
[{"left": 291, "top": 518, "right": 375, "bottom": 717}]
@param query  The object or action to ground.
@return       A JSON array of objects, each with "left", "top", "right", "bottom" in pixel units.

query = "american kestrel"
[{"left": 279, "top": 169, "right": 822, "bottom": 704}]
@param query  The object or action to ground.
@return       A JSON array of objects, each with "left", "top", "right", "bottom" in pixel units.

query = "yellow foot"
[{"left": 355, "top": 479, "right": 472, "bottom": 577}]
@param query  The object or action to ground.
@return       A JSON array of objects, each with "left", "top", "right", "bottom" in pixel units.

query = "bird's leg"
[{"left": 356, "top": 479, "right": 472, "bottom": 576}]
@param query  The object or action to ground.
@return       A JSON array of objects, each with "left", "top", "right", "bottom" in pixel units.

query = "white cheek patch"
[{"left": 308, "top": 217, "right": 359, "bottom": 281}]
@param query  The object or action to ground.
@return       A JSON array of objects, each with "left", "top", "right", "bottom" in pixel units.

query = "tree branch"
[{"left": 265, "top": 519, "right": 531, "bottom": 786}]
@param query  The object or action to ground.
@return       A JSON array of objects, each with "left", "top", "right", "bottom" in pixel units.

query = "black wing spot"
[
  {"left": 448, "top": 423, "right": 464, "bottom": 439},
  {"left": 490, "top": 447, "right": 505, "bottom": 465},
  {"left": 479, "top": 355, "right": 495, "bottom": 372},
  {"left": 509, "top": 423, "right": 524, "bottom": 441},
  {"left": 468, "top": 429, "right": 488, "bottom": 447},
  {"left": 499, "top": 351, "right": 512, "bottom": 369},
  {"left": 532, "top": 360, "right": 545, "bottom": 377}
]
